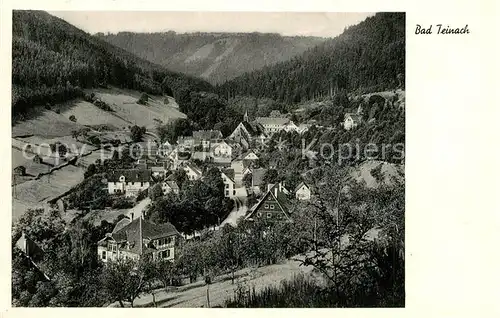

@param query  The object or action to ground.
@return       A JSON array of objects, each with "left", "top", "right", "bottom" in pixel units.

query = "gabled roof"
[
  {"left": 107, "top": 169, "right": 151, "bottom": 182},
  {"left": 164, "top": 180, "right": 179, "bottom": 191},
  {"left": 246, "top": 183, "right": 292, "bottom": 221},
  {"left": 241, "top": 121, "right": 266, "bottom": 137},
  {"left": 184, "top": 164, "right": 202, "bottom": 176},
  {"left": 101, "top": 218, "right": 181, "bottom": 256},
  {"left": 236, "top": 150, "right": 259, "bottom": 161},
  {"left": 255, "top": 117, "right": 290, "bottom": 126},
  {"left": 294, "top": 181, "right": 311, "bottom": 193},
  {"left": 344, "top": 113, "right": 363, "bottom": 123},
  {"left": 221, "top": 169, "right": 235, "bottom": 183}
]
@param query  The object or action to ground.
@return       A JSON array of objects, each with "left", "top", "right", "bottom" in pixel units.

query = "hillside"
[
  {"left": 218, "top": 13, "right": 405, "bottom": 104},
  {"left": 12, "top": 10, "right": 213, "bottom": 118},
  {"left": 97, "top": 32, "right": 326, "bottom": 85}
]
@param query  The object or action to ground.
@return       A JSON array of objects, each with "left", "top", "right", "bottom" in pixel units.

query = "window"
[
  {"left": 141, "top": 182, "right": 144, "bottom": 187},
  {"left": 258, "top": 212, "right": 262, "bottom": 217},
  {"left": 126, "top": 182, "right": 129, "bottom": 185},
  {"left": 225, "top": 190, "right": 229, "bottom": 196},
  {"left": 264, "top": 204, "right": 269, "bottom": 209},
  {"left": 225, "top": 184, "right": 229, "bottom": 189},
  {"left": 101, "top": 251, "right": 106, "bottom": 260},
  {"left": 270, "top": 204, "right": 275, "bottom": 209},
  {"left": 166, "top": 237, "right": 172, "bottom": 245},
  {"left": 161, "top": 250, "right": 171, "bottom": 259},
  {"left": 233, "top": 190, "right": 236, "bottom": 195},
  {"left": 267, "top": 213, "right": 272, "bottom": 219}
]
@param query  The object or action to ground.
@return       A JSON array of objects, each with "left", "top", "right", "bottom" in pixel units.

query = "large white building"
[
  {"left": 255, "top": 117, "right": 291, "bottom": 135},
  {"left": 97, "top": 217, "right": 181, "bottom": 263},
  {"left": 107, "top": 169, "right": 152, "bottom": 198}
]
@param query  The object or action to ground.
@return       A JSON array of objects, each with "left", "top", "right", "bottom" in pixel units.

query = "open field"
[
  {"left": 93, "top": 88, "right": 186, "bottom": 130},
  {"left": 59, "top": 100, "right": 131, "bottom": 129},
  {"left": 12, "top": 165, "right": 85, "bottom": 221},
  {"left": 12, "top": 108, "right": 85, "bottom": 138},
  {"left": 112, "top": 258, "right": 318, "bottom": 308},
  {"left": 12, "top": 87, "right": 185, "bottom": 139},
  {"left": 11, "top": 148, "right": 49, "bottom": 176}
]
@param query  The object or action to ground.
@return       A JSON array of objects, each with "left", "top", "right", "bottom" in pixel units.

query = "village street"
[{"left": 220, "top": 186, "right": 248, "bottom": 227}]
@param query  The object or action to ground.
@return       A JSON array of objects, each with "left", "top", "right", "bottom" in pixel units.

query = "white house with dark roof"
[
  {"left": 161, "top": 180, "right": 180, "bottom": 195},
  {"left": 183, "top": 164, "right": 203, "bottom": 181},
  {"left": 107, "top": 169, "right": 152, "bottom": 198},
  {"left": 344, "top": 113, "right": 363, "bottom": 130},
  {"left": 97, "top": 217, "right": 181, "bottom": 263},
  {"left": 294, "top": 182, "right": 312, "bottom": 201},
  {"left": 221, "top": 169, "right": 236, "bottom": 198}
]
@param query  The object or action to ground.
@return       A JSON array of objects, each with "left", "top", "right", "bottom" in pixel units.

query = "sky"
[{"left": 48, "top": 11, "right": 375, "bottom": 38}]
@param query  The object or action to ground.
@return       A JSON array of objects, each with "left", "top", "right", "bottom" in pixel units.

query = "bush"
[
  {"left": 225, "top": 274, "right": 335, "bottom": 308},
  {"left": 44, "top": 104, "right": 52, "bottom": 110},
  {"left": 137, "top": 93, "right": 149, "bottom": 105},
  {"left": 69, "top": 115, "right": 77, "bottom": 122},
  {"left": 111, "top": 198, "right": 135, "bottom": 209},
  {"left": 55, "top": 109, "right": 61, "bottom": 114},
  {"left": 164, "top": 98, "right": 170, "bottom": 105}
]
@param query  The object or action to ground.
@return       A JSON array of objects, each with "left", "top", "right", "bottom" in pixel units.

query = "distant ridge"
[{"left": 97, "top": 32, "right": 326, "bottom": 84}]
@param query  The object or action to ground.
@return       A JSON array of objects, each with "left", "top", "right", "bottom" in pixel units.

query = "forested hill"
[
  {"left": 12, "top": 10, "right": 213, "bottom": 116},
  {"left": 97, "top": 32, "right": 326, "bottom": 85},
  {"left": 217, "top": 13, "right": 405, "bottom": 104}
]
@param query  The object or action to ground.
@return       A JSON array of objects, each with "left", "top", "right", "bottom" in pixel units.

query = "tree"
[
  {"left": 71, "top": 130, "right": 80, "bottom": 140},
  {"left": 137, "top": 93, "right": 149, "bottom": 105},
  {"left": 84, "top": 163, "right": 98, "bottom": 178},
  {"left": 50, "top": 142, "right": 67, "bottom": 157},
  {"left": 148, "top": 183, "right": 163, "bottom": 201},
  {"left": 69, "top": 115, "right": 77, "bottom": 122},
  {"left": 101, "top": 258, "right": 147, "bottom": 307},
  {"left": 130, "top": 125, "right": 146, "bottom": 142}
]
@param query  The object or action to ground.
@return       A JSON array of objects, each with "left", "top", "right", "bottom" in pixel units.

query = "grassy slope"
[{"left": 11, "top": 87, "right": 185, "bottom": 221}]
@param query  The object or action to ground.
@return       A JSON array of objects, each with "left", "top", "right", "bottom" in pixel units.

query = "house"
[
  {"left": 107, "top": 169, "right": 151, "bottom": 198},
  {"left": 151, "top": 165, "right": 167, "bottom": 178},
  {"left": 255, "top": 117, "right": 290, "bottom": 135},
  {"left": 14, "top": 232, "right": 50, "bottom": 281},
  {"left": 97, "top": 217, "right": 181, "bottom": 263},
  {"left": 193, "top": 130, "right": 223, "bottom": 150},
  {"left": 245, "top": 182, "right": 292, "bottom": 222},
  {"left": 221, "top": 169, "right": 237, "bottom": 198},
  {"left": 157, "top": 141, "right": 173, "bottom": 157},
  {"left": 228, "top": 114, "right": 267, "bottom": 150},
  {"left": 297, "top": 124, "right": 312, "bottom": 134},
  {"left": 211, "top": 140, "right": 232, "bottom": 159},
  {"left": 183, "top": 164, "right": 203, "bottom": 181},
  {"left": 161, "top": 181, "right": 180, "bottom": 195},
  {"left": 343, "top": 113, "right": 363, "bottom": 130},
  {"left": 169, "top": 148, "right": 191, "bottom": 170},
  {"left": 294, "top": 182, "right": 312, "bottom": 201},
  {"left": 283, "top": 121, "right": 299, "bottom": 133}
]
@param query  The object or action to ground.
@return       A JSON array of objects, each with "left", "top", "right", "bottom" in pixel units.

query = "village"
[{"left": 11, "top": 11, "right": 406, "bottom": 308}]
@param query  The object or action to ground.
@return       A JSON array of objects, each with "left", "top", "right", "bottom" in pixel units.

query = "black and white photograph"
[{"left": 10, "top": 10, "right": 405, "bottom": 308}]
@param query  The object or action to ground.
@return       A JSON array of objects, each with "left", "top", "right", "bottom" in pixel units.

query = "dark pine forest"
[{"left": 218, "top": 13, "right": 405, "bottom": 104}]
